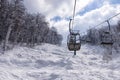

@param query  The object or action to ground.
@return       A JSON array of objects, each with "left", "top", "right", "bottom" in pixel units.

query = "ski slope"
[{"left": 0, "top": 44, "right": 120, "bottom": 80}]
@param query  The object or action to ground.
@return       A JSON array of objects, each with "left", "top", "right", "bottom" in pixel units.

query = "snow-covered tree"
[
  {"left": 10, "top": 0, "right": 25, "bottom": 44},
  {"left": 44, "top": 27, "right": 63, "bottom": 45},
  {"left": 0, "top": 0, "right": 63, "bottom": 51},
  {"left": 0, "top": 0, "right": 9, "bottom": 40}
]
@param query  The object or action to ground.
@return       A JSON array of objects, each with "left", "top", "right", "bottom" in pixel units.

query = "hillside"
[{"left": 0, "top": 44, "right": 120, "bottom": 80}]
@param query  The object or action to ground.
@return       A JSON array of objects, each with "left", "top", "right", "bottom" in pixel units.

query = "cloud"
[
  {"left": 55, "top": 1, "right": 120, "bottom": 42},
  {"left": 74, "top": 2, "right": 120, "bottom": 33},
  {"left": 24, "top": 0, "right": 120, "bottom": 43},
  {"left": 24, "top": 0, "right": 94, "bottom": 19},
  {"left": 50, "top": 19, "right": 68, "bottom": 34}
]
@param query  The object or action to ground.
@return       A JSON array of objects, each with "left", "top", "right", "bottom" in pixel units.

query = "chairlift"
[
  {"left": 67, "top": 30, "right": 81, "bottom": 51},
  {"left": 101, "top": 20, "right": 113, "bottom": 45},
  {"left": 101, "top": 31, "right": 113, "bottom": 45},
  {"left": 86, "top": 36, "right": 91, "bottom": 43},
  {"left": 67, "top": 19, "right": 81, "bottom": 55},
  {"left": 67, "top": 0, "right": 81, "bottom": 55}
]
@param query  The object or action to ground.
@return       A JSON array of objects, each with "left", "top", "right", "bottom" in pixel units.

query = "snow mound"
[{"left": 0, "top": 44, "right": 120, "bottom": 80}]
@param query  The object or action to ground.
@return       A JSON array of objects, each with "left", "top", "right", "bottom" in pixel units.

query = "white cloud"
[
  {"left": 50, "top": 20, "right": 68, "bottom": 34},
  {"left": 24, "top": 0, "right": 120, "bottom": 42},
  {"left": 73, "top": 2, "right": 120, "bottom": 33},
  {"left": 24, "top": 0, "right": 94, "bottom": 20},
  {"left": 53, "top": 2, "right": 120, "bottom": 42},
  {"left": 41, "top": 0, "right": 94, "bottom": 20}
]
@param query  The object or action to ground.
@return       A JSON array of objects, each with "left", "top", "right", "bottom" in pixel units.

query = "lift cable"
[
  {"left": 80, "top": 12, "right": 120, "bottom": 35},
  {"left": 94, "top": 12, "right": 120, "bottom": 28}
]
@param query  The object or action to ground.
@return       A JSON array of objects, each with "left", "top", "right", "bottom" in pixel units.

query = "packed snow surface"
[{"left": 0, "top": 44, "right": 120, "bottom": 80}]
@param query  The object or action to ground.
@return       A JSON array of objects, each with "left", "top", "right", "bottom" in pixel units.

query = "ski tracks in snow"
[{"left": 0, "top": 44, "right": 120, "bottom": 80}]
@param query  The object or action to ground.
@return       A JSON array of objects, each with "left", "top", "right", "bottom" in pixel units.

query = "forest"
[{"left": 0, "top": 0, "right": 63, "bottom": 52}]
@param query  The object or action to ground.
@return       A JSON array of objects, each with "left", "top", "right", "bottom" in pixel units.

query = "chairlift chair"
[
  {"left": 67, "top": 0, "right": 81, "bottom": 55},
  {"left": 101, "top": 20, "right": 113, "bottom": 45},
  {"left": 101, "top": 31, "right": 113, "bottom": 45},
  {"left": 67, "top": 31, "right": 81, "bottom": 51},
  {"left": 86, "top": 37, "right": 91, "bottom": 43}
]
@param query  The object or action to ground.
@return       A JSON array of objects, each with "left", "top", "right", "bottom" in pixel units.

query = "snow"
[{"left": 0, "top": 43, "right": 120, "bottom": 80}]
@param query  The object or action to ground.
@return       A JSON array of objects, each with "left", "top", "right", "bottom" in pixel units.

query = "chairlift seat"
[
  {"left": 68, "top": 43, "right": 81, "bottom": 51},
  {"left": 71, "top": 30, "right": 79, "bottom": 35},
  {"left": 101, "top": 42, "right": 113, "bottom": 45},
  {"left": 101, "top": 31, "right": 113, "bottom": 45}
]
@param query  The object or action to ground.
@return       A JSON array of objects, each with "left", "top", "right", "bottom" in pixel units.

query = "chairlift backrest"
[
  {"left": 101, "top": 31, "right": 113, "bottom": 45},
  {"left": 67, "top": 31, "right": 81, "bottom": 51}
]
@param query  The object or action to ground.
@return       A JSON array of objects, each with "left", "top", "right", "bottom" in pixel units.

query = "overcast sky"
[{"left": 24, "top": 0, "right": 120, "bottom": 43}]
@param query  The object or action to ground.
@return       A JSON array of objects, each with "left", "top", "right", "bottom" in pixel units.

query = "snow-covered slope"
[{"left": 0, "top": 44, "right": 120, "bottom": 80}]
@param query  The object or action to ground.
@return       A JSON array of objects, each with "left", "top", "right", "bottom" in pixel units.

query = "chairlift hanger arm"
[
  {"left": 72, "top": 0, "right": 77, "bottom": 20},
  {"left": 106, "top": 20, "right": 111, "bottom": 31},
  {"left": 69, "top": 19, "right": 72, "bottom": 34},
  {"left": 69, "top": 0, "right": 77, "bottom": 33}
]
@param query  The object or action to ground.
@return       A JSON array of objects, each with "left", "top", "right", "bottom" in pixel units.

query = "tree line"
[
  {"left": 82, "top": 20, "right": 120, "bottom": 45},
  {"left": 0, "top": 0, "right": 63, "bottom": 52}
]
